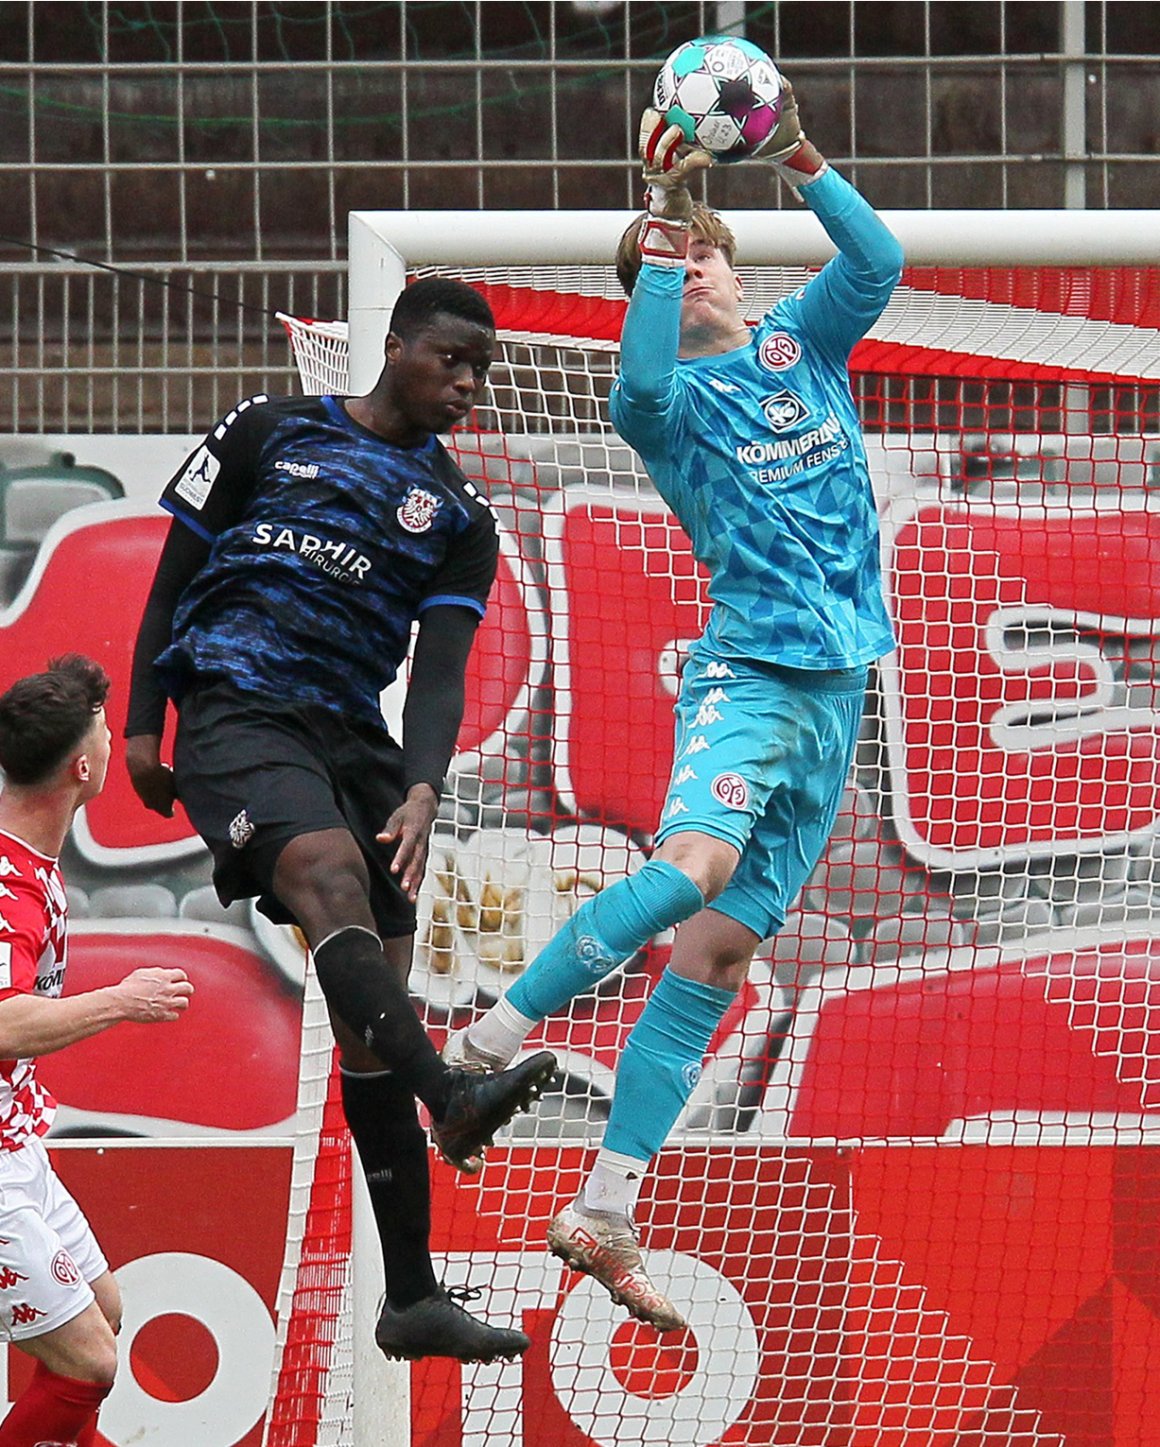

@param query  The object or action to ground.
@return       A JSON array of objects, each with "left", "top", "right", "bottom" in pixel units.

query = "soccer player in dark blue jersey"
[
  {"left": 447, "top": 82, "right": 903, "bottom": 1331},
  {"left": 125, "top": 277, "right": 556, "bottom": 1365}
]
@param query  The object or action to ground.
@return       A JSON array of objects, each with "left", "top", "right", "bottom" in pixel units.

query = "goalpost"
[{"left": 268, "top": 208, "right": 1160, "bottom": 1447}]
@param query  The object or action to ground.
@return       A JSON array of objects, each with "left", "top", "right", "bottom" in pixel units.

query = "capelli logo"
[{"left": 274, "top": 459, "right": 321, "bottom": 480}]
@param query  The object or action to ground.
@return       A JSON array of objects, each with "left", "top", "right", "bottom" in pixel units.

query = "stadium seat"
[
  {"left": 0, "top": 453, "right": 123, "bottom": 545},
  {"left": 42, "top": 926, "right": 301, "bottom": 1132},
  {"left": 88, "top": 883, "right": 179, "bottom": 919}
]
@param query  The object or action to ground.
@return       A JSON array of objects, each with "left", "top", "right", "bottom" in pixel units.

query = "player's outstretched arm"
[
  {"left": 0, "top": 967, "right": 193, "bottom": 1058},
  {"left": 125, "top": 519, "right": 212, "bottom": 817},
  {"left": 753, "top": 72, "right": 902, "bottom": 350},
  {"left": 378, "top": 603, "right": 480, "bottom": 901},
  {"left": 635, "top": 107, "right": 713, "bottom": 269},
  {"left": 612, "top": 110, "right": 713, "bottom": 431}
]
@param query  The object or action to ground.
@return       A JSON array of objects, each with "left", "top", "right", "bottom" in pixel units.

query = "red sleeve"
[{"left": 0, "top": 878, "right": 48, "bottom": 1003}]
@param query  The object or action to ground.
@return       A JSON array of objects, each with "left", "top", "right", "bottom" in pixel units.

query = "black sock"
[
  {"left": 342, "top": 1069, "right": 439, "bottom": 1310},
  {"left": 313, "top": 926, "right": 452, "bottom": 1115}
]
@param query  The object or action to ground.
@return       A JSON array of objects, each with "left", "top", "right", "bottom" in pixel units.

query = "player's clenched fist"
[
  {"left": 125, "top": 733, "right": 177, "bottom": 817},
  {"left": 113, "top": 967, "right": 194, "bottom": 1023}
]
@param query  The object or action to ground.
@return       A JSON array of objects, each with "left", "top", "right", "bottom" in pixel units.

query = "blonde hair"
[{"left": 615, "top": 204, "right": 738, "bottom": 296}]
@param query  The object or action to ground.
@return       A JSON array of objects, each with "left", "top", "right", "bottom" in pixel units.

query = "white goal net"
[{"left": 267, "top": 209, "right": 1160, "bottom": 1447}]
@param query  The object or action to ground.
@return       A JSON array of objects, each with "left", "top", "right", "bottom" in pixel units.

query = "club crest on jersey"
[
  {"left": 758, "top": 332, "right": 802, "bottom": 372},
  {"left": 51, "top": 1250, "right": 81, "bottom": 1287},
  {"left": 229, "top": 809, "right": 255, "bottom": 849},
  {"left": 711, "top": 772, "right": 750, "bottom": 810},
  {"left": 761, "top": 389, "right": 810, "bottom": 434},
  {"left": 397, "top": 485, "right": 442, "bottom": 534}
]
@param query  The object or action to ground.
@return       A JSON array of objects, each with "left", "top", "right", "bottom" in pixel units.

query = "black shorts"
[{"left": 172, "top": 680, "right": 417, "bottom": 938}]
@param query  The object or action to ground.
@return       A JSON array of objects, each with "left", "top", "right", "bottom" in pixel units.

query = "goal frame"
[
  {"left": 347, "top": 205, "right": 1160, "bottom": 390},
  {"left": 271, "top": 205, "right": 1160, "bottom": 1447}
]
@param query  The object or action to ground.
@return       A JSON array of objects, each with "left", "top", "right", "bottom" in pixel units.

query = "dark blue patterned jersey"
[{"left": 155, "top": 394, "right": 499, "bottom": 724}]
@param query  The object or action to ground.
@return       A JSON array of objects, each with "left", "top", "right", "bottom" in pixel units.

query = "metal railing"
[
  {"left": 2, "top": 261, "right": 345, "bottom": 432},
  {"left": 3, "top": 0, "right": 1158, "bottom": 431}
]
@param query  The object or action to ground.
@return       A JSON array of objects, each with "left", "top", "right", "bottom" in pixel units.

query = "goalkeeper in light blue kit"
[{"left": 447, "top": 76, "right": 903, "bottom": 1330}]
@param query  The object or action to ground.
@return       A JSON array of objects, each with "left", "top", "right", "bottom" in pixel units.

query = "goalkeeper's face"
[
  {"left": 387, "top": 314, "right": 496, "bottom": 434},
  {"left": 680, "top": 235, "right": 744, "bottom": 344}
]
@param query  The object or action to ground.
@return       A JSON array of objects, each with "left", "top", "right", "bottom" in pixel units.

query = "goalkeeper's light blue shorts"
[{"left": 654, "top": 645, "right": 868, "bottom": 942}]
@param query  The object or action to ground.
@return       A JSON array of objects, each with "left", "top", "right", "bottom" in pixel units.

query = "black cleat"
[
  {"left": 431, "top": 1050, "right": 557, "bottom": 1173},
  {"left": 375, "top": 1286, "right": 530, "bottom": 1363}
]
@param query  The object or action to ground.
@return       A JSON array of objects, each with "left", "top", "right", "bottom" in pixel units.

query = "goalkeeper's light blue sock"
[
  {"left": 602, "top": 968, "right": 734, "bottom": 1164},
  {"left": 505, "top": 859, "right": 704, "bottom": 1022}
]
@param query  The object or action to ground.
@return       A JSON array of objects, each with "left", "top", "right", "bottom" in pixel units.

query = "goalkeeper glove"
[
  {"left": 754, "top": 78, "right": 829, "bottom": 194},
  {"left": 636, "top": 107, "right": 713, "bottom": 269}
]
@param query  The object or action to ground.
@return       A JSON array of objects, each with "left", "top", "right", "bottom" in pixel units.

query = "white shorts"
[{"left": 0, "top": 1137, "right": 105, "bottom": 1341}]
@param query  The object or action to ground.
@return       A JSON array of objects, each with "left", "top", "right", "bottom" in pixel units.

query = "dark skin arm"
[
  {"left": 376, "top": 603, "right": 479, "bottom": 900},
  {"left": 125, "top": 519, "right": 212, "bottom": 817}
]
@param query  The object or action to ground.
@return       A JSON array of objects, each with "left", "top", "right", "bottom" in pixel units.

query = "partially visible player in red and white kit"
[{"left": 0, "top": 655, "right": 193, "bottom": 1447}]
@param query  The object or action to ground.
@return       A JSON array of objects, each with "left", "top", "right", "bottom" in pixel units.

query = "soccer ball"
[{"left": 653, "top": 34, "right": 783, "bottom": 164}]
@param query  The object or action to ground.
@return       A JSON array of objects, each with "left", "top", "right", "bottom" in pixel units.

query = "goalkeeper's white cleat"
[
  {"left": 442, "top": 1025, "right": 512, "bottom": 1074},
  {"left": 547, "top": 1200, "right": 687, "bottom": 1333}
]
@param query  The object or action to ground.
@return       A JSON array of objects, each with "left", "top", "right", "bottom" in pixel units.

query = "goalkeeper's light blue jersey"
[{"left": 610, "top": 167, "right": 904, "bottom": 671}]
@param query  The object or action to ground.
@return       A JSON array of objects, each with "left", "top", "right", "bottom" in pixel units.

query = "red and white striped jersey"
[{"left": 0, "top": 828, "right": 68, "bottom": 1149}]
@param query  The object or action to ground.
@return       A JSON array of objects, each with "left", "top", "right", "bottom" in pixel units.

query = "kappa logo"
[
  {"left": 51, "top": 1251, "right": 80, "bottom": 1288},
  {"left": 174, "top": 444, "right": 220, "bottom": 511},
  {"left": 10, "top": 1302, "right": 46, "bottom": 1326},
  {"left": 0, "top": 1266, "right": 27, "bottom": 1290},
  {"left": 673, "top": 764, "right": 698, "bottom": 786},
  {"left": 707, "top": 376, "right": 739, "bottom": 394},
  {"left": 758, "top": 331, "right": 802, "bottom": 372},
  {"left": 761, "top": 390, "right": 810, "bottom": 434},
  {"left": 0, "top": 857, "right": 21, "bottom": 877},
  {"left": 397, "top": 485, "right": 443, "bottom": 534},
  {"left": 229, "top": 809, "right": 255, "bottom": 850}
]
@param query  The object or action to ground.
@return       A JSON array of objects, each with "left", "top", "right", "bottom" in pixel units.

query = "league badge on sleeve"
[{"left": 174, "top": 445, "right": 220, "bottom": 511}]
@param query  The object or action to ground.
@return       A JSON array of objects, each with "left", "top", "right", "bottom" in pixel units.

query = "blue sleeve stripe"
[
  {"left": 160, "top": 497, "right": 216, "bottom": 544},
  {"left": 418, "top": 594, "right": 486, "bottom": 618}
]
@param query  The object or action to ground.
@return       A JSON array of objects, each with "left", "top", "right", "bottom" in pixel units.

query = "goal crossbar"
[
  {"left": 351, "top": 207, "right": 1160, "bottom": 267},
  {"left": 348, "top": 206, "right": 1160, "bottom": 389}
]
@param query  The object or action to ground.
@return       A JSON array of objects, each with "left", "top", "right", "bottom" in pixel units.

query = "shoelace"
[{"left": 445, "top": 1283, "right": 484, "bottom": 1312}]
